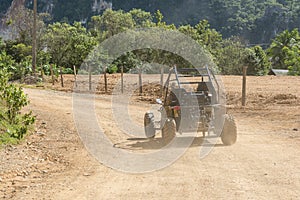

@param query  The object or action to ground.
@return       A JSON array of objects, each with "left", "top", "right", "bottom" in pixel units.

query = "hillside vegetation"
[
  {"left": 0, "top": 1, "right": 300, "bottom": 78},
  {"left": 2, "top": 0, "right": 300, "bottom": 45}
]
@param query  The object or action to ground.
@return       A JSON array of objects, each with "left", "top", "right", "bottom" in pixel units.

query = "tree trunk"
[{"left": 32, "top": 0, "right": 37, "bottom": 78}]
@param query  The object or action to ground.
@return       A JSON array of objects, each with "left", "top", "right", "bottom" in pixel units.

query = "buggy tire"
[
  {"left": 162, "top": 118, "right": 176, "bottom": 143},
  {"left": 221, "top": 114, "right": 237, "bottom": 145},
  {"left": 144, "top": 112, "right": 155, "bottom": 138}
]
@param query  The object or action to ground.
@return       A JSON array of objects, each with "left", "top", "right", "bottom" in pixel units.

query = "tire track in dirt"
[{"left": 1, "top": 75, "right": 300, "bottom": 199}]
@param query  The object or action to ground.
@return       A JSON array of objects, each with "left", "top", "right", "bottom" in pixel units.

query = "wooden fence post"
[
  {"left": 40, "top": 65, "right": 44, "bottom": 81},
  {"left": 138, "top": 69, "right": 142, "bottom": 96},
  {"left": 121, "top": 66, "right": 124, "bottom": 94},
  {"left": 242, "top": 66, "right": 247, "bottom": 106},
  {"left": 73, "top": 65, "right": 77, "bottom": 88},
  {"left": 50, "top": 64, "right": 55, "bottom": 85},
  {"left": 89, "top": 65, "right": 92, "bottom": 91},
  {"left": 160, "top": 66, "right": 164, "bottom": 97},
  {"left": 104, "top": 67, "right": 108, "bottom": 94},
  {"left": 60, "top": 66, "right": 64, "bottom": 87}
]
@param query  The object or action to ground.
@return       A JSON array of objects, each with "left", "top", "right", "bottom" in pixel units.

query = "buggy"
[{"left": 144, "top": 66, "right": 237, "bottom": 145}]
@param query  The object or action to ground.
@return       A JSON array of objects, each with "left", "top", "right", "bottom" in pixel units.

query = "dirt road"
[{"left": 0, "top": 76, "right": 299, "bottom": 199}]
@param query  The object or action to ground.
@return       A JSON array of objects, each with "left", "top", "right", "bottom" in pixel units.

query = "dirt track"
[{"left": 0, "top": 75, "right": 300, "bottom": 199}]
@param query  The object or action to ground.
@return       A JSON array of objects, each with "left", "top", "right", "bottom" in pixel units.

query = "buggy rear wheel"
[
  {"left": 162, "top": 118, "right": 176, "bottom": 144},
  {"left": 221, "top": 114, "right": 237, "bottom": 145},
  {"left": 144, "top": 112, "right": 155, "bottom": 138}
]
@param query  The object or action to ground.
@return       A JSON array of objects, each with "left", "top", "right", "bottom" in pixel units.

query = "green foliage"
[
  {"left": 83, "top": 46, "right": 111, "bottom": 74},
  {"left": 11, "top": 43, "right": 32, "bottom": 62},
  {"left": 285, "top": 46, "right": 300, "bottom": 75},
  {"left": 0, "top": 68, "right": 35, "bottom": 144},
  {"left": 244, "top": 46, "right": 271, "bottom": 75},
  {"left": 0, "top": 52, "right": 33, "bottom": 80},
  {"left": 5, "top": 5, "right": 300, "bottom": 76},
  {"left": 114, "top": 52, "right": 141, "bottom": 73},
  {"left": 129, "top": 9, "right": 154, "bottom": 28},
  {"left": 195, "top": 20, "right": 222, "bottom": 49},
  {"left": 154, "top": 10, "right": 176, "bottom": 30},
  {"left": 62, "top": 67, "right": 74, "bottom": 74},
  {"left": 267, "top": 28, "right": 300, "bottom": 75},
  {"left": 107, "top": 64, "right": 118, "bottom": 74},
  {"left": 214, "top": 37, "right": 247, "bottom": 75},
  {"left": 44, "top": 22, "right": 96, "bottom": 68},
  {"left": 37, "top": 50, "right": 51, "bottom": 67},
  {"left": 0, "top": 51, "right": 16, "bottom": 73},
  {"left": 90, "top": 9, "right": 135, "bottom": 40},
  {"left": 0, "top": 38, "right": 4, "bottom": 50},
  {"left": 2, "top": 0, "right": 300, "bottom": 45},
  {"left": 178, "top": 25, "right": 199, "bottom": 41},
  {"left": 39, "top": 64, "right": 59, "bottom": 77},
  {"left": 267, "top": 29, "right": 300, "bottom": 69}
]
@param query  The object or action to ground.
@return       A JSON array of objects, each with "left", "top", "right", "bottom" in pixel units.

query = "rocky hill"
[{"left": 1, "top": 0, "right": 300, "bottom": 44}]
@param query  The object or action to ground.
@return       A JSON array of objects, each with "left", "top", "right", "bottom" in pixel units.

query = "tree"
[
  {"left": 267, "top": 28, "right": 300, "bottom": 69},
  {"left": 129, "top": 9, "right": 154, "bottom": 28},
  {"left": 195, "top": 20, "right": 222, "bottom": 50},
  {"left": 244, "top": 46, "right": 270, "bottom": 75},
  {"left": 154, "top": 10, "right": 176, "bottom": 30},
  {"left": 5, "top": 41, "right": 32, "bottom": 63},
  {"left": 44, "top": 22, "right": 96, "bottom": 86},
  {"left": 215, "top": 37, "right": 247, "bottom": 75},
  {"left": 178, "top": 25, "right": 199, "bottom": 41},
  {"left": 284, "top": 45, "right": 300, "bottom": 75},
  {"left": 90, "top": 9, "right": 135, "bottom": 40},
  {"left": 44, "top": 22, "right": 96, "bottom": 68}
]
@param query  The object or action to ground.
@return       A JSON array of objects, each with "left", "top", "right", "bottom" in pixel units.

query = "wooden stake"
[
  {"left": 50, "top": 64, "right": 55, "bottom": 85},
  {"left": 89, "top": 65, "right": 92, "bottom": 91},
  {"left": 40, "top": 65, "right": 44, "bottom": 81},
  {"left": 60, "top": 66, "right": 64, "bottom": 87},
  {"left": 104, "top": 67, "right": 108, "bottom": 94},
  {"left": 138, "top": 69, "right": 142, "bottom": 96},
  {"left": 121, "top": 66, "right": 124, "bottom": 94},
  {"left": 160, "top": 66, "right": 164, "bottom": 97},
  {"left": 242, "top": 66, "right": 247, "bottom": 106},
  {"left": 73, "top": 65, "right": 77, "bottom": 87}
]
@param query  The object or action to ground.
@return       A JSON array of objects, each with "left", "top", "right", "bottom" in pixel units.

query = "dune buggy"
[{"left": 144, "top": 66, "right": 237, "bottom": 145}]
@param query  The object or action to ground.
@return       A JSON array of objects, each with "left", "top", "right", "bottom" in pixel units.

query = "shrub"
[
  {"left": 62, "top": 67, "right": 74, "bottom": 74},
  {"left": 107, "top": 64, "right": 118, "bottom": 74},
  {"left": 0, "top": 68, "right": 35, "bottom": 145}
]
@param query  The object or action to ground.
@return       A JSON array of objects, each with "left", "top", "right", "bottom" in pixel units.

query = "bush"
[
  {"left": 0, "top": 52, "right": 34, "bottom": 81},
  {"left": 41, "top": 64, "right": 59, "bottom": 77},
  {"left": 107, "top": 64, "right": 118, "bottom": 74},
  {"left": 0, "top": 68, "right": 35, "bottom": 145},
  {"left": 61, "top": 67, "right": 74, "bottom": 74},
  {"left": 244, "top": 46, "right": 270, "bottom": 76}
]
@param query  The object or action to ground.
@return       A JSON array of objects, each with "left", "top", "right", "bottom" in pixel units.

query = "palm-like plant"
[{"left": 267, "top": 29, "right": 300, "bottom": 69}]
